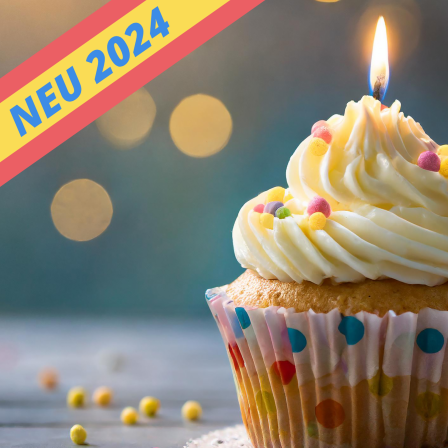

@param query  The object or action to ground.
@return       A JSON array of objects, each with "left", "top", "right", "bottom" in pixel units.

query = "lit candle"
[{"left": 370, "top": 16, "right": 389, "bottom": 102}]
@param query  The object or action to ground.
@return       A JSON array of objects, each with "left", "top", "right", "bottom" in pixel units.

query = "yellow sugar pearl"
[
  {"left": 139, "top": 396, "right": 160, "bottom": 417},
  {"left": 309, "top": 137, "right": 329, "bottom": 156},
  {"left": 70, "top": 424, "right": 87, "bottom": 445},
  {"left": 182, "top": 400, "right": 202, "bottom": 421},
  {"left": 260, "top": 213, "right": 274, "bottom": 230},
  {"left": 437, "top": 145, "right": 448, "bottom": 156},
  {"left": 67, "top": 387, "right": 87, "bottom": 408},
  {"left": 266, "top": 186, "right": 285, "bottom": 203},
  {"left": 440, "top": 158, "right": 448, "bottom": 178},
  {"left": 121, "top": 406, "right": 139, "bottom": 425},
  {"left": 93, "top": 386, "right": 113, "bottom": 407},
  {"left": 283, "top": 193, "right": 293, "bottom": 202},
  {"left": 309, "top": 212, "right": 327, "bottom": 230}
]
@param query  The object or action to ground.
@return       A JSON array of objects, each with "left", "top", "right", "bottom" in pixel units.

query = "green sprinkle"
[{"left": 275, "top": 207, "right": 291, "bottom": 219}]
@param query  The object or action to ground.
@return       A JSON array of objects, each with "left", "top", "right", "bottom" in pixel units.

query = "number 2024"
[{"left": 87, "top": 6, "right": 169, "bottom": 85}]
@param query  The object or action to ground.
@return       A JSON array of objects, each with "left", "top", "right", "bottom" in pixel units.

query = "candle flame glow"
[{"left": 369, "top": 16, "right": 389, "bottom": 102}]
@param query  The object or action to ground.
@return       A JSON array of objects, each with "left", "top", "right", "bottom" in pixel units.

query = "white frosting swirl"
[{"left": 233, "top": 96, "right": 448, "bottom": 286}]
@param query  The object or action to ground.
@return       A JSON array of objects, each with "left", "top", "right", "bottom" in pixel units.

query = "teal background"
[{"left": 0, "top": 0, "right": 446, "bottom": 316}]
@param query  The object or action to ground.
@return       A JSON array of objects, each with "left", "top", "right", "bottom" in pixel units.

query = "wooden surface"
[{"left": 0, "top": 317, "right": 241, "bottom": 447}]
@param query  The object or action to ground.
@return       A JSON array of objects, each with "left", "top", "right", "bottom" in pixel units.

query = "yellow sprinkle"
[
  {"left": 139, "top": 396, "right": 160, "bottom": 417},
  {"left": 437, "top": 145, "right": 448, "bottom": 156},
  {"left": 67, "top": 387, "right": 87, "bottom": 408},
  {"left": 309, "top": 212, "right": 326, "bottom": 230},
  {"left": 260, "top": 213, "right": 274, "bottom": 230},
  {"left": 70, "top": 424, "right": 87, "bottom": 445},
  {"left": 283, "top": 193, "right": 293, "bottom": 202},
  {"left": 182, "top": 400, "right": 202, "bottom": 421},
  {"left": 309, "top": 137, "right": 329, "bottom": 156},
  {"left": 93, "top": 386, "right": 113, "bottom": 407},
  {"left": 266, "top": 186, "right": 285, "bottom": 203},
  {"left": 440, "top": 158, "right": 448, "bottom": 178},
  {"left": 121, "top": 406, "right": 139, "bottom": 425}
]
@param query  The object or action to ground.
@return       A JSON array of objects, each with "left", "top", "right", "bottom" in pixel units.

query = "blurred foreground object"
[
  {"left": 67, "top": 387, "right": 87, "bottom": 408},
  {"left": 121, "top": 406, "right": 139, "bottom": 425},
  {"left": 182, "top": 401, "right": 202, "bottom": 421},
  {"left": 98, "top": 350, "right": 125, "bottom": 372},
  {"left": 38, "top": 368, "right": 59, "bottom": 390},
  {"left": 139, "top": 396, "right": 160, "bottom": 417},
  {"left": 93, "top": 386, "right": 113, "bottom": 407},
  {"left": 70, "top": 424, "right": 87, "bottom": 445}
]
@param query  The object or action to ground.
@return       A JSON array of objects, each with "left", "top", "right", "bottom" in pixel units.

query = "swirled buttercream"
[{"left": 233, "top": 96, "right": 448, "bottom": 286}]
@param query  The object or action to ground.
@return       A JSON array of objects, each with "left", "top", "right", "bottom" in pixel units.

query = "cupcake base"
[{"left": 207, "top": 286, "right": 448, "bottom": 448}]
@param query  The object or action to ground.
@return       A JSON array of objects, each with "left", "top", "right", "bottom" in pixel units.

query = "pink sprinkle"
[
  {"left": 417, "top": 151, "right": 440, "bottom": 172},
  {"left": 311, "top": 120, "right": 328, "bottom": 134},
  {"left": 253, "top": 204, "right": 264, "bottom": 213},
  {"left": 307, "top": 196, "right": 331, "bottom": 218},
  {"left": 312, "top": 126, "right": 332, "bottom": 144}
]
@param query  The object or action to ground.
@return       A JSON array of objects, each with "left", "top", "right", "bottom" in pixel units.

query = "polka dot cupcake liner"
[{"left": 206, "top": 287, "right": 448, "bottom": 448}]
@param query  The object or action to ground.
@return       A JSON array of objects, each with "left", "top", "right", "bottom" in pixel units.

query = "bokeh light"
[
  {"left": 170, "top": 94, "right": 232, "bottom": 158},
  {"left": 96, "top": 88, "right": 157, "bottom": 149},
  {"left": 51, "top": 179, "right": 113, "bottom": 242}
]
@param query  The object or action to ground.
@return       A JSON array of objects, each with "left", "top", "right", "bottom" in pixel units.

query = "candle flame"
[{"left": 369, "top": 16, "right": 389, "bottom": 102}]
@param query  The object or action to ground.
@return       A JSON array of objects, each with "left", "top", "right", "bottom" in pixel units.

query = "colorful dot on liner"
[
  {"left": 260, "top": 213, "right": 274, "bottom": 230},
  {"left": 417, "top": 328, "right": 444, "bottom": 354},
  {"left": 309, "top": 212, "right": 326, "bottom": 230},
  {"left": 307, "top": 196, "right": 331, "bottom": 217},
  {"left": 437, "top": 145, "right": 448, "bottom": 156},
  {"left": 417, "top": 151, "right": 441, "bottom": 172},
  {"left": 287, "top": 328, "right": 307, "bottom": 353},
  {"left": 235, "top": 307, "right": 251, "bottom": 329},
  {"left": 440, "top": 158, "right": 448, "bottom": 178},
  {"left": 338, "top": 316, "right": 365, "bottom": 345},
  {"left": 416, "top": 391, "right": 442, "bottom": 420},
  {"left": 315, "top": 399, "right": 345, "bottom": 429},
  {"left": 253, "top": 203, "right": 264, "bottom": 213},
  {"left": 275, "top": 207, "right": 291, "bottom": 219},
  {"left": 311, "top": 120, "right": 328, "bottom": 133},
  {"left": 266, "top": 186, "right": 285, "bottom": 203},
  {"left": 264, "top": 201, "right": 283, "bottom": 215},
  {"left": 312, "top": 126, "right": 332, "bottom": 144},
  {"left": 308, "top": 137, "right": 329, "bottom": 156}
]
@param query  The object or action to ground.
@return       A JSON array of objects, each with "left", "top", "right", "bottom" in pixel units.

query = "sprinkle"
[
  {"left": 440, "top": 158, "right": 448, "bottom": 178},
  {"left": 417, "top": 151, "right": 441, "bottom": 172},
  {"left": 307, "top": 196, "right": 331, "bottom": 217},
  {"left": 437, "top": 145, "right": 448, "bottom": 156},
  {"left": 70, "top": 425, "right": 87, "bottom": 445},
  {"left": 312, "top": 126, "right": 332, "bottom": 144},
  {"left": 283, "top": 193, "right": 293, "bottom": 202},
  {"left": 311, "top": 120, "right": 328, "bottom": 133},
  {"left": 275, "top": 207, "right": 291, "bottom": 219},
  {"left": 266, "top": 187, "right": 285, "bottom": 203},
  {"left": 93, "top": 386, "right": 113, "bottom": 407},
  {"left": 38, "top": 368, "right": 59, "bottom": 390},
  {"left": 139, "top": 396, "right": 160, "bottom": 417},
  {"left": 309, "top": 137, "right": 329, "bottom": 156},
  {"left": 264, "top": 201, "right": 283, "bottom": 215},
  {"left": 67, "top": 387, "right": 87, "bottom": 408},
  {"left": 253, "top": 204, "right": 264, "bottom": 213},
  {"left": 260, "top": 213, "right": 274, "bottom": 230},
  {"left": 182, "top": 401, "right": 202, "bottom": 421},
  {"left": 309, "top": 212, "right": 326, "bottom": 230},
  {"left": 121, "top": 406, "right": 139, "bottom": 425},
  {"left": 381, "top": 104, "right": 388, "bottom": 111}
]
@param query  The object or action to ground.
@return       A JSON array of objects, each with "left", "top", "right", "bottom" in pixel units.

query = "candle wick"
[{"left": 373, "top": 74, "right": 386, "bottom": 102}]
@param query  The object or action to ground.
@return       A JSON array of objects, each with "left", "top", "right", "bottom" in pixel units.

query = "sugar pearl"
[
  {"left": 264, "top": 201, "right": 283, "bottom": 215},
  {"left": 139, "top": 396, "right": 160, "bottom": 417},
  {"left": 440, "top": 158, "right": 448, "bottom": 178},
  {"left": 253, "top": 204, "right": 264, "bottom": 213},
  {"left": 67, "top": 387, "right": 86, "bottom": 408},
  {"left": 182, "top": 401, "right": 202, "bottom": 421},
  {"left": 121, "top": 407, "right": 139, "bottom": 425},
  {"left": 266, "top": 187, "right": 285, "bottom": 203},
  {"left": 275, "top": 207, "right": 291, "bottom": 219},
  {"left": 307, "top": 196, "right": 331, "bottom": 218},
  {"left": 417, "top": 151, "right": 440, "bottom": 172},
  {"left": 260, "top": 213, "right": 274, "bottom": 230},
  {"left": 312, "top": 126, "right": 332, "bottom": 144},
  {"left": 309, "top": 212, "right": 326, "bottom": 231},
  {"left": 311, "top": 120, "right": 328, "bottom": 134},
  {"left": 437, "top": 145, "right": 448, "bottom": 156},
  {"left": 70, "top": 425, "right": 87, "bottom": 445},
  {"left": 308, "top": 138, "right": 329, "bottom": 156}
]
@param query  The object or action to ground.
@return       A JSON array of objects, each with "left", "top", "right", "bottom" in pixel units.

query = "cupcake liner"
[{"left": 206, "top": 287, "right": 448, "bottom": 448}]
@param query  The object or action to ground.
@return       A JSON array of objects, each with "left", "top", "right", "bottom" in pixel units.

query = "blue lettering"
[
  {"left": 55, "top": 67, "right": 81, "bottom": 102},
  {"left": 36, "top": 82, "right": 61, "bottom": 119},
  {"left": 10, "top": 96, "right": 42, "bottom": 137}
]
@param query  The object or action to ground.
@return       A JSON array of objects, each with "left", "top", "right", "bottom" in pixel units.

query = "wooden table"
[{"left": 0, "top": 317, "right": 241, "bottom": 447}]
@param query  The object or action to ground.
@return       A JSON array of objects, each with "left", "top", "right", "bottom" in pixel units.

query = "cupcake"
[{"left": 206, "top": 96, "right": 448, "bottom": 448}]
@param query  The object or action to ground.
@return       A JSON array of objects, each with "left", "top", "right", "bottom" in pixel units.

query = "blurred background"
[{"left": 0, "top": 0, "right": 447, "bottom": 317}]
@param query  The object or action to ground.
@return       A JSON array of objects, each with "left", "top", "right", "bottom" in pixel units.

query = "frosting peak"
[{"left": 233, "top": 96, "right": 448, "bottom": 286}]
